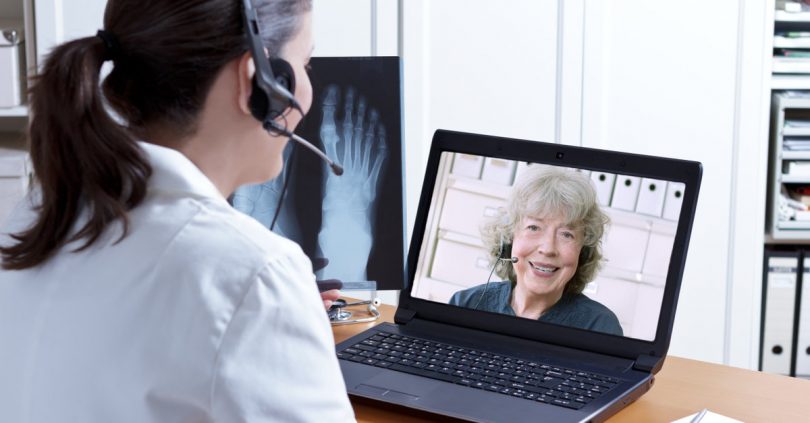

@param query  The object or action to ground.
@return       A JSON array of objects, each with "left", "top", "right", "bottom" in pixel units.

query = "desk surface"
[{"left": 333, "top": 301, "right": 810, "bottom": 423}]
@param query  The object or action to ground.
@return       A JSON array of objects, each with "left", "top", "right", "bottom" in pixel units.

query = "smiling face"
[{"left": 511, "top": 214, "right": 583, "bottom": 302}]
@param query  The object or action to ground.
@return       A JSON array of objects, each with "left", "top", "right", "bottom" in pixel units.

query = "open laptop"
[{"left": 336, "top": 129, "right": 702, "bottom": 422}]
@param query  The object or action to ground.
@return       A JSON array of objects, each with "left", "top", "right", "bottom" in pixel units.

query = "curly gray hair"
[{"left": 481, "top": 165, "right": 609, "bottom": 295}]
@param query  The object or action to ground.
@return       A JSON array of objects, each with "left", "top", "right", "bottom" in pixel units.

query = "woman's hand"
[{"left": 320, "top": 289, "right": 341, "bottom": 310}]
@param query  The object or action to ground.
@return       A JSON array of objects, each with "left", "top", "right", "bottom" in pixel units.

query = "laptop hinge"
[
  {"left": 633, "top": 354, "right": 661, "bottom": 373},
  {"left": 394, "top": 308, "right": 417, "bottom": 324}
]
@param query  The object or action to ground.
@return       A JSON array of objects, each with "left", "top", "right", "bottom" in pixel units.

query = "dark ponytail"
[
  {"left": 0, "top": 36, "right": 151, "bottom": 270},
  {"left": 1, "top": 0, "right": 312, "bottom": 270}
]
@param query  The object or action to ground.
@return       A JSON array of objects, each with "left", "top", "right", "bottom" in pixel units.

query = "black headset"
[
  {"left": 498, "top": 239, "right": 515, "bottom": 263},
  {"left": 242, "top": 0, "right": 300, "bottom": 130}
]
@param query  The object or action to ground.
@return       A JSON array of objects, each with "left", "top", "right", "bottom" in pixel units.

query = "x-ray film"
[{"left": 232, "top": 57, "right": 406, "bottom": 291}]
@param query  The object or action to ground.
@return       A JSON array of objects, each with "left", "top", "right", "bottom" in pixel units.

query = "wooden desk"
[{"left": 333, "top": 302, "right": 810, "bottom": 422}]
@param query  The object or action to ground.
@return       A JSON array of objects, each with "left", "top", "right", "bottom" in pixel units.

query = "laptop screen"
[{"left": 409, "top": 151, "right": 686, "bottom": 342}]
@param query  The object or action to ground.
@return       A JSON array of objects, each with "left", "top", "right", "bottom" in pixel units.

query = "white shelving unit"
[
  {"left": 768, "top": 3, "right": 810, "bottom": 241},
  {"left": 773, "top": 3, "right": 810, "bottom": 90},
  {"left": 0, "top": 0, "right": 34, "bottom": 133},
  {"left": 767, "top": 92, "right": 810, "bottom": 240}
]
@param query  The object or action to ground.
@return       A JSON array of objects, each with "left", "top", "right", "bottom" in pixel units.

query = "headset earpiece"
[
  {"left": 497, "top": 240, "right": 516, "bottom": 263},
  {"left": 269, "top": 57, "right": 295, "bottom": 91},
  {"left": 249, "top": 57, "right": 296, "bottom": 122}
]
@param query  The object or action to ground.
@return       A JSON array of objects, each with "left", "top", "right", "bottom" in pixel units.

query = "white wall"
[
  {"left": 580, "top": 0, "right": 770, "bottom": 367},
  {"left": 581, "top": 0, "right": 739, "bottom": 364},
  {"left": 33, "top": 0, "right": 107, "bottom": 66}
]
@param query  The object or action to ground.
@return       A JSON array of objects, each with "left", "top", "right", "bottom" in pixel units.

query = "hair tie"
[{"left": 96, "top": 29, "right": 120, "bottom": 61}]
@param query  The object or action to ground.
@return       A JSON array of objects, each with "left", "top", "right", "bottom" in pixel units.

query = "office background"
[{"left": 0, "top": 0, "right": 773, "bottom": 372}]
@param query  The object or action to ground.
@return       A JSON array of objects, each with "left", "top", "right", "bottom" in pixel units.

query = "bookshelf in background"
[
  {"left": 773, "top": 1, "right": 810, "bottom": 90},
  {"left": 767, "top": 92, "right": 810, "bottom": 240},
  {"left": 763, "top": 1, "right": 810, "bottom": 380}
]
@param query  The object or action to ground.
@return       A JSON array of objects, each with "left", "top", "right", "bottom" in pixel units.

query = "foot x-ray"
[{"left": 232, "top": 57, "right": 405, "bottom": 290}]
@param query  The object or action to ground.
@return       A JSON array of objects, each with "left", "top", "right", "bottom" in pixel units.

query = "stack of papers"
[
  {"left": 785, "top": 120, "right": 810, "bottom": 128},
  {"left": 672, "top": 409, "right": 743, "bottom": 423},
  {"left": 783, "top": 137, "right": 810, "bottom": 151},
  {"left": 783, "top": 90, "right": 810, "bottom": 98},
  {"left": 784, "top": 161, "right": 810, "bottom": 176},
  {"left": 777, "top": 0, "right": 803, "bottom": 13}
]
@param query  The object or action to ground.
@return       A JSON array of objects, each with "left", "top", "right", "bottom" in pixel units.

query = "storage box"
[{"left": 0, "top": 23, "right": 25, "bottom": 108}]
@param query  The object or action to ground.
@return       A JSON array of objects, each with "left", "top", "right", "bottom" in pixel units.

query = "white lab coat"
[{"left": 0, "top": 142, "right": 355, "bottom": 422}]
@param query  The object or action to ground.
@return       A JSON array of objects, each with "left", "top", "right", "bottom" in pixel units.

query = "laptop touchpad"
[{"left": 358, "top": 371, "right": 443, "bottom": 400}]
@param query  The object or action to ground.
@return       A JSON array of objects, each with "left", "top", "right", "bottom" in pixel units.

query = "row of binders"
[
  {"left": 451, "top": 154, "right": 684, "bottom": 221},
  {"left": 761, "top": 249, "right": 810, "bottom": 378},
  {"left": 588, "top": 172, "right": 683, "bottom": 221}
]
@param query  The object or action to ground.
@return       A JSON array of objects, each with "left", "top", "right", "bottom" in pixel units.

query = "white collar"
[{"left": 138, "top": 142, "right": 225, "bottom": 202}]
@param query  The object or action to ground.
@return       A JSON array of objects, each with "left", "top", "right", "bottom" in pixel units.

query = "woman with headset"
[
  {"left": 0, "top": 0, "right": 354, "bottom": 421},
  {"left": 448, "top": 165, "right": 623, "bottom": 336}
]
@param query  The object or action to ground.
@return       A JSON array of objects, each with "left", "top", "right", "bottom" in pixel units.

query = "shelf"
[
  {"left": 769, "top": 230, "right": 810, "bottom": 241},
  {"left": 776, "top": 9, "right": 810, "bottom": 22},
  {"left": 447, "top": 174, "right": 511, "bottom": 201},
  {"left": 0, "top": 106, "right": 27, "bottom": 117},
  {"left": 772, "top": 74, "right": 810, "bottom": 89},
  {"left": 783, "top": 127, "right": 810, "bottom": 136},
  {"left": 781, "top": 174, "right": 810, "bottom": 183},
  {"left": 774, "top": 36, "right": 810, "bottom": 48},
  {"left": 783, "top": 151, "right": 810, "bottom": 159},
  {"left": 770, "top": 220, "right": 810, "bottom": 241},
  {"left": 773, "top": 57, "right": 810, "bottom": 74},
  {"left": 765, "top": 233, "right": 810, "bottom": 244}
]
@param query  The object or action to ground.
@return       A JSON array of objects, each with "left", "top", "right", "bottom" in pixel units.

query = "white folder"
[
  {"left": 797, "top": 253, "right": 810, "bottom": 378},
  {"left": 635, "top": 178, "right": 667, "bottom": 217},
  {"left": 451, "top": 153, "right": 484, "bottom": 179},
  {"left": 480, "top": 158, "right": 517, "bottom": 185},
  {"left": 611, "top": 175, "right": 641, "bottom": 211},
  {"left": 761, "top": 252, "right": 799, "bottom": 375},
  {"left": 590, "top": 172, "right": 615, "bottom": 206},
  {"left": 662, "top": 182, "right": 685, "bottom": 221}
]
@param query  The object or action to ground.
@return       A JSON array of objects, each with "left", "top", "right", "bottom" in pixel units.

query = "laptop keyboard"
[{"left": 338, "top": 332, "right": 621, "bottom": 410}]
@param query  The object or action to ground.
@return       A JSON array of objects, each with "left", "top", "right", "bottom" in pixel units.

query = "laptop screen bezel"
[{"left": 399, "top": 129, "right": 702, "bottom": 363}]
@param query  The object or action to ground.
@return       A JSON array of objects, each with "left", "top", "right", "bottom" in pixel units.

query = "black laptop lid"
[{"left": 399, "top": 130, "right": 702, "bottom": 368}]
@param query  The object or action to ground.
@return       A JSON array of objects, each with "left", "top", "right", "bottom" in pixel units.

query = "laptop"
[{"left": 336, "top": 129, "right": 702, "bottom": 422}]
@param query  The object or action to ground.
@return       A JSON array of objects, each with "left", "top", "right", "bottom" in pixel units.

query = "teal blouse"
[{"left": 448, "top": 281, "right": 624, "bottom": 336}]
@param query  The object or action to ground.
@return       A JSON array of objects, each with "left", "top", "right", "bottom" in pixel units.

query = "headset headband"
[{"left": 241, "top": 0, "right": 301, "bottom": 120}]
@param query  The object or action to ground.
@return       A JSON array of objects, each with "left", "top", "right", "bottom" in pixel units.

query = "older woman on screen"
[{"left": 449, "top": 165, "right": 623, "bottom": 336}]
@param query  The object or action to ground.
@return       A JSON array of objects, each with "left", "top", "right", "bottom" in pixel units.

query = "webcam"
[{"left": 556, "top": 152, "right": 564, "bottom": 159}]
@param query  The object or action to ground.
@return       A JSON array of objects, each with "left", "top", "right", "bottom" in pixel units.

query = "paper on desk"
[{"left": 671, "top": 410, "right": 743, "bottom": 423}]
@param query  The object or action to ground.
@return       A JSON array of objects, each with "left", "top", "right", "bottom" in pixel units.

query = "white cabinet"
[
  {"left": 0, "top": 0, "right": 33, "bottom": 132},
  {"left": 0, "top": 1, "right": 33, "bottom": 218}
]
